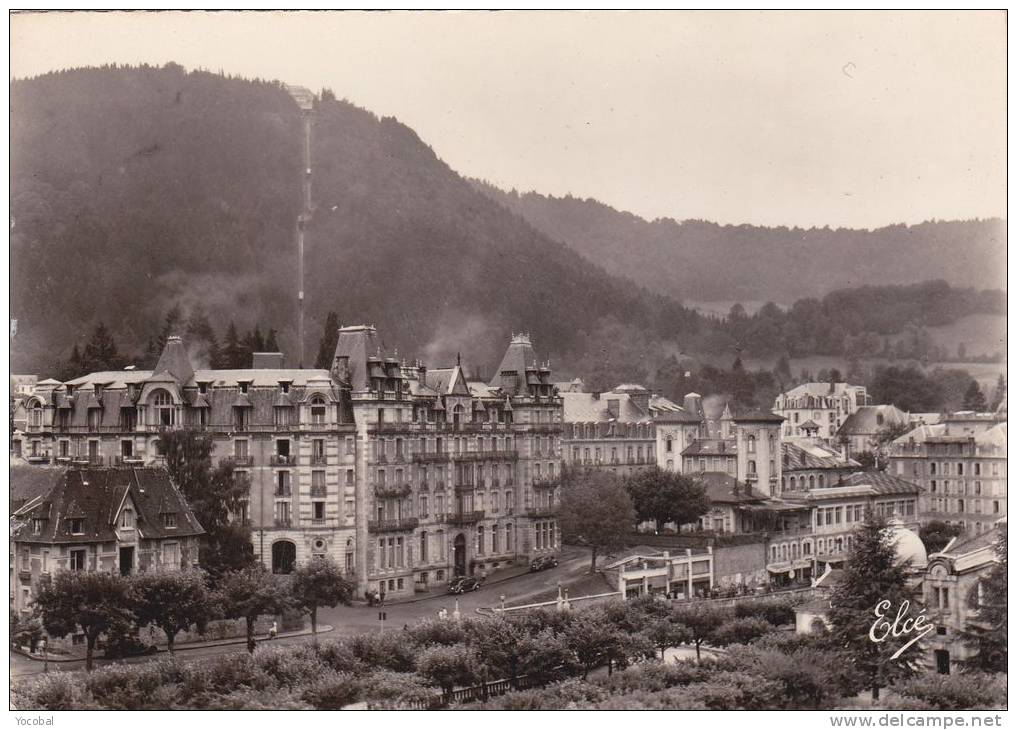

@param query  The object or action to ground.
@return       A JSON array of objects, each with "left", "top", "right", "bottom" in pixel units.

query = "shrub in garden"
[
  {"left": 85, "top": 659, "right": 184, "bottom": 710},
  {"left": 350, "top": 631, "right": 418, "bottom": 672},
  {"left": 595, "top": 659, "right": 712, "bottom": 693},
  {"left": 175, "top": 652, "right": 274, "bottom": 706},
  {"left": 252, "top": 643, "right": 331, "bottom": 688},
  {"left": 314, "top": 638, "right": 368, "bottom": 675},
  {"left": 358, "top": 670, "right": 433, "bottom": 709},
  {"left": 408, "top": 617, "right": 469, "bottom": 647},
  {"left": 894, "top": 672, "right": 1007, "bottom": 710},
  {"left": 470, "top": 679, "right": 608, "bottom": 710},
  {"left": 711, "top": 617, "right": 774, "bottom": 647},
  {"left": 301, "top": 673, "right": 362, "bottom": 709},
  {"left": 12, "top": 673, "right": 97, "bottom": 711}
]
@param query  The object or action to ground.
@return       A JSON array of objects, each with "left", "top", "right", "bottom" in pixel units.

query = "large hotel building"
[{"left": 16, "top": 327, "right": 562, "bottom": 598}]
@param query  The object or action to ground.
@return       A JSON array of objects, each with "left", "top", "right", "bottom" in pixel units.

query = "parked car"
[
  {"left": 529, "top": 555, "right": 559, "bottom": 572},
  {"left": 447, "top": 576, "right": 484, "bottom": 594}
]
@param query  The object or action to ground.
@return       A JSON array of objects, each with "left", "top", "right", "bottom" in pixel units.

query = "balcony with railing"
[
  {"left": 113, "top": 456, "right": 147, "bottom": 467},
  {"left": 375, "top": 484, "right": 412, "bottom": 499},
  {"left": 310, "top": 486, "right": 328, "bottom": 498},
  {"left": 271, "top": 454, "right": 296, "bottom": 466},
  {"left": 368, "top": 517, "right": 420, "bottom": 533},
  {"left": 412, "top": 451, "right": 450, "bottom": 463},
  {"left": 532, "top": 479, "right": 559, "bottom": 491},
  {"left": 306, "top": 517, "right": 342, "bottom": 529},
  {"left": 221, "top": 455, "right": 253, "bottom": 467},
  {"left": 527, "top": 504, "right": 559, "bottom": 518},
  {"left": 453, "top": 450, "right": 519, "bottom": 462},
  {"left": 311, "top": 454, "right": 328, "bottom": 466},
  {"left": 274, "top": 516, "right": 293, "bottom": 528},
  {"left": 528, "top": 424, "right": 562, "bottom": 434},
  {"left": 448, "top": 510, "right": 485, "bottom": 526},
  {"left": 372, "top": 422, "right": 416, "bottom": 435}
]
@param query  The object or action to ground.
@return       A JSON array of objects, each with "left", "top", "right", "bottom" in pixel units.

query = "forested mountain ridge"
[
  {"left": 10, "top": 65, "right": 698, "bottom": 376},
  {"left": 10, "top": 65, "right": 1004, "bottom": 388},
  {"left": 472, "top": 182, "right": 1007, "bottom": 303}
]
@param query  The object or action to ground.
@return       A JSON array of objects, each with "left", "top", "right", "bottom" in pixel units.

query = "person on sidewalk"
[{"left": 268, "top": 621, "right": 278, "bottom": 640}]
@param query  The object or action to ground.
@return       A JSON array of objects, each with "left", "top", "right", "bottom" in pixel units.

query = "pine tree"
[
  {"left": 827, "top": 513, "right": 923, "bottom": 700},
  {"left": 82, "top": 322, "right": 122, "bottom": 372},
  {"left": 962, "top": 381, "right": 988, "bottom": 412},
  {"left": 990, "top": 375, "right": 1006, "bottom": 411},
  {"left": 252, "top": 325, "right": 265, "bottom": 352},
  {"left": 314, "top": 311, "right": 340, "bottom": 369},
  {"left": 222, "top": 321, "right": 242, "bottom": 369},
  {"left": 185, "top": 307, "right": 221, "bottom": 368},
  {"left": 962, "top": 523, "right": 1007, "bottom": 672}
]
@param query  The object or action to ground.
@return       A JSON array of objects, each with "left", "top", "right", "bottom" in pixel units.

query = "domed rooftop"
[{"left": 885, "top": 518, "right": 928, "bottom": 570}]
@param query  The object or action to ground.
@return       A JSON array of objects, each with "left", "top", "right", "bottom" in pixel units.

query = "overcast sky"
[{"left": 10, "top": 10, "right": 1006, "bottom": 229}]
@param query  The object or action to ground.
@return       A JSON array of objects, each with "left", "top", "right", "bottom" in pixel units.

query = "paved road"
[{"left": 11, "top": 546, "right": 594, "bottom": 679}]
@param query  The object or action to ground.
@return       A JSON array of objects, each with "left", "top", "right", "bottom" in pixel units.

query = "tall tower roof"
[
  {"left": 153, "top": 335, "right": 194, "bottom": 384},
  {"left": 489, "top": 332, "right": 537, "bottom": 396},
  {"left": 332, "top": 325, "right": 380, "bottom": 391}
]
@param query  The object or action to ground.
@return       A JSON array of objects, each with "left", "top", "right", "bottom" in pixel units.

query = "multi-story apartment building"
[
  {"left": 20, "top": 338, "right": 358, "bottom": 576},
  {"left": 774, "top": 382, "right": 870, "bottom": 439},
  {"left": 888, "top": 417, "right": 1007, "bottom": 535},
  {"left": 15, "top": 327, "right": 563, "bottom": 599},
  {"left": 337, "top": 327, "right": 562, "bottom": 597},
  {"left": 560, "top": 386, "right": 701, "bottom": 477}
]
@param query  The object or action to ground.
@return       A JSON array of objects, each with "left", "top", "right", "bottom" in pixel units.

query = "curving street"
[{"left": 11, "top": 546, "right": 595, "bottom": 679}]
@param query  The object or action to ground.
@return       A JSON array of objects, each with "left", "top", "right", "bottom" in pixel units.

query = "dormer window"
[
  {"left": 120, "top": 508, "right": 135, "bottom": 529},
  {"left": 32, "top": 518, "right": 44, "bottom": 535},
  {"left": 239, "top": 381, "right": 250, "bottom": 395},
  {"left": 198, "top": 382, "right": 209, "bottom": 395},
  {"left": 279, "top": 381, "right": 291, "bottom": 394},
  {"left": 310, "top": 396, "right": 327, "bottom": 425},
  {"left": 69, "top": 518, "right": 84, "bottom": 535},
  {"left": 162, "top": 513, "right": 177, "bottom": 529},
  {"left": 152, "top": 389, "right": 175, "bottom": 427}
]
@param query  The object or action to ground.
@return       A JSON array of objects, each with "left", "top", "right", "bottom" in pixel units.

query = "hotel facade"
[{"left": 15, "top": 327, "right": 563, "bottom": 599}]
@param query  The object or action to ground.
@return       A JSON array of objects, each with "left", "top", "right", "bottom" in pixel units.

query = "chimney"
[
  {"left": 252, "top": 352, "right": 285, "bottom": 369},
  {"left": 683, "top": 393, "right": 703, "bottom": 416}
]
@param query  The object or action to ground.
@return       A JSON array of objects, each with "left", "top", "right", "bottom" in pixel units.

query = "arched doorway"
[
  {"left": 453, "top": 534, "right": 467, "bottom": 576},
  {"left": 272, "top": 540, "right": 296, "bottom": 574}
]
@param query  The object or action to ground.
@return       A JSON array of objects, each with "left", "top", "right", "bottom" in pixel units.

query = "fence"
[
  {"left": 478, "top": 591, "right": 622, "bottom": 615},
  {"left": 405, "top": 669, "right": 566, "bottom": 709}
]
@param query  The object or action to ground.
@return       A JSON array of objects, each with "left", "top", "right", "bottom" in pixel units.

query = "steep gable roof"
[
  {"left": 10, "top": 465, "right": 65, "bottom": 514},
  {"left": 12, "top": 468, "right": 204, "bottom": 545}
]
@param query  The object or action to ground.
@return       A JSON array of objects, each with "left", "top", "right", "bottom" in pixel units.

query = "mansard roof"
[{"left": 782, "top": 439, "right": 859, "bottom": 471}]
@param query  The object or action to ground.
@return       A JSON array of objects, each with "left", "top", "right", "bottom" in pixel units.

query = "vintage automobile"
[
  {"left": 447, "top": 575, "right": 485, "bottom": 594},
  {"left": 529, "top": 555, "right": 559, "bottom": 572}
]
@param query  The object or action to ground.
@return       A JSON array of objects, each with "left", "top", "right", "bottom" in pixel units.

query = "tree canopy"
[
  {"left": 558, "top": 467, "right": 636, "bottom": 573},
  {"left": 625, "top": 468, "right": 709, "bottom": 528}
]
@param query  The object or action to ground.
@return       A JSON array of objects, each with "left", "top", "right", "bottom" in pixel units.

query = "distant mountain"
[
  {"left": 471, "top": 183, "right": 1007, "bottom": 303},
  {"left": 10, "top": 65, "right": 698, "bottom": 376}
]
